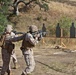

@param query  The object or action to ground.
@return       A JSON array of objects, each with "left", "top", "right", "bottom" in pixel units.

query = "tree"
[
  {"left": 0, "top": 0, "right": 49, "bottom": 32},
  {"left": 12, "top": 0, "right": 49, "bottom": 15},
  {"left": 0, "top": 0, "right": 11, "bottom": 32}
]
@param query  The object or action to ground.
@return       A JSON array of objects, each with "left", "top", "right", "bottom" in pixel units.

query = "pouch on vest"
[{"left": 0, "top": 35, "right": 5, "bottom": 47}]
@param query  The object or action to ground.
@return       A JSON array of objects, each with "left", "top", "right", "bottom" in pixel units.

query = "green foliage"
[
  {"left": 0, "top": 13, "right": 8, "bottom": 32},
  {"left": 35, "top": 0, "right": 49, "bottom": 11},
  {"left": 0, "top": 25, "right": 5, "bottom": 33},
  {"left": 59, "top": 16, "right": 72, "bottom": 28},
  {"left": 0, "top": 0, "right": 11, "bottom": 33},
  {"left": 48, "top": 25, "right": 56, "bottom": 36},
  {"left": 58, "top": 16, "right": 72, "bottom": 36},
  {"left": 48, "top": 16, "right": 73, "bottom": 37},
  {"left": 42, "top": 3, "right": 49, "bottom": 11},
  {"left": 0, "top": 13, "right": 8, "bottom": 25},
  {"left": 1, "top": 0, "right": 11, "bottom": 12}
]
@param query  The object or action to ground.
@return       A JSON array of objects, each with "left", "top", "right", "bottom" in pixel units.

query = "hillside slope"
[{"left": 10, "top": 0, "right": 76, "bottom": 32}]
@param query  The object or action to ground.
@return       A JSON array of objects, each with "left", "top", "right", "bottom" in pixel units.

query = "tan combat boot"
[
  {"left": 8, "top": 71, "right": 13, "bottom": 75},
  {"left": 13, "top": 63, "right": 20, "bottom": 69}
]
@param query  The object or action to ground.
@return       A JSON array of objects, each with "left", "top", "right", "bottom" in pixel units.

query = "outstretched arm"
[
  {"left": 26, "top": 33, "right": 38, "bottom": 46},
  {"left": 10, "top": 34, "right": 24, "bottom": 42}
]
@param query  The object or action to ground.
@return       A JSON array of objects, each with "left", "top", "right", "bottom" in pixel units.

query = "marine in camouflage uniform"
[
  {"left": 1, "top": 25, "right": 17, "bottom": 75},
  {"left": 10, "top": 25, "right": 39, "bottom": 75}
]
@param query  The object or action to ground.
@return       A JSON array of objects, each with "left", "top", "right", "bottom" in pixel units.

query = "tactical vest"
[
  {"left": 0, "top": 33, "right": 15, "bottom": 53},
  {"left": 0, "top": 34, "right": 5, "bottom": 47},
  {"left": 21, "top": 33, "right": 35, "bottom": 49}
]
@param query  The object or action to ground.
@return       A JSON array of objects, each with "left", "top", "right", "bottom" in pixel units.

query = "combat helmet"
[
  {"left": 5, "top": 25, "right": 13, "bottom": 33},
  {"left": 29, "top": 25, "right": 38, "bottom": 32}
]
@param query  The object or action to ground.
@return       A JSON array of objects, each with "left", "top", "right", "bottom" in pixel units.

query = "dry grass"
[
  {"left": 10, "top": 0, "right": 76, "bottom": 32},
  {"left": 9, "top": 0, "right": 76, "bottom": 49},
  {"left": 49, "top": 1, "right": 76, "bottom": 17},
  {"left": 38, "top": 37, "right": 76, "bottom": 50}
]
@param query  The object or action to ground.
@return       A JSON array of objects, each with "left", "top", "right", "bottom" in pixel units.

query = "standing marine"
[
  {"left": 0, "top": 25, "right": 18, "bottom": 75},
  {"left": 10, "top": 25, "right": 41, "bottom": 75}
]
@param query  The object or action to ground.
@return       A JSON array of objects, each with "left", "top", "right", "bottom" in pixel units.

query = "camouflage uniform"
[
  {"left": 10, "top": 25, "right": 39, "bottom": 75},
  {"left": 21, "top": 33, "right": 37, "bottom": 75},
  {"left": 1, "top": 25, "right": 17, "bottom": 75},
  {"left": 11, "top": 50, "right": 18, "bottom": 69}
]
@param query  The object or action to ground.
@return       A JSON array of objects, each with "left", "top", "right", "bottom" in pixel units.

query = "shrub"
[{"left": 58, "top": 16, "right": 72, "bottom": 37}]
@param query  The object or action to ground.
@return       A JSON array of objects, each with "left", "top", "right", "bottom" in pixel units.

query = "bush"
[
  {"left": 48, "top": 25, "right": 56, "bottom": 37},
  {"left": 42, "top": 3, "right": 49, "bottom": 11},
  {"left": 58, "top": 16, "right": 72, "bottom": 37},
  {"left": 0, "top": 0, "right": 11, "bottom": 33},
  {"left": 0, "top": 13, "right": 8, "bottom": 32}
]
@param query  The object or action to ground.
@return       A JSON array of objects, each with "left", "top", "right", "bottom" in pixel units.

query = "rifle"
[
  {"left": 32, "top": 30, "right": 43, "bottom": 41},
  {"left": 13, "top": 30, "right": 43, "bottom": 41},
  {"left": 12, "top": 30, "right": 25, "bottom": 34}
]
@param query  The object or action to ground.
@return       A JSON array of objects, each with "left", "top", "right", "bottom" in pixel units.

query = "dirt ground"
[{"left": 0, "top": 41, "right": 76, "bottom": 75}]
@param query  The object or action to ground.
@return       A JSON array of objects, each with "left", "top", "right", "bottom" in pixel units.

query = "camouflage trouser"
[
  {"left": 1, "top": 49, "right": 11, "bottom": 75},
  {"left": 11, "top": 51, "right": 17, "bottom": 64},
  {"left": 22, "top": 49, "right": 35, "bottom": 74}
]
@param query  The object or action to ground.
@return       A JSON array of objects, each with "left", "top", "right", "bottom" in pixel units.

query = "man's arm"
[
  {"left": 10, "top": 34, "right": 24, "bottom": 42},
  {"left": 27, "top": 33, "right": 38, "bottom": 46}
]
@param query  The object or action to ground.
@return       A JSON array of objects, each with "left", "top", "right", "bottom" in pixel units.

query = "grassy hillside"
[{"left": 9, "top": 0, "right": 76, "bottom": 33}]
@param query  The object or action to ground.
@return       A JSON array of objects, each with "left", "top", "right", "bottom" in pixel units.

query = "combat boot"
[
  {"left": 21, "top": 71, "right": 27, "bottom": 75},
  {"left": 7, "top": 71, "right": 13, "bottom": 75},
  {"left": 21, "top": 72, "right": 31, "bottom": 75},
  {"left": 7, "top": 71, "right": 10, "bottom": 75},
  {"left": 21, "top": 73, "right": 25, "bottom": 75},
  {"left": 13, "top": 63, "right": 20, "bottom": 69}
]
